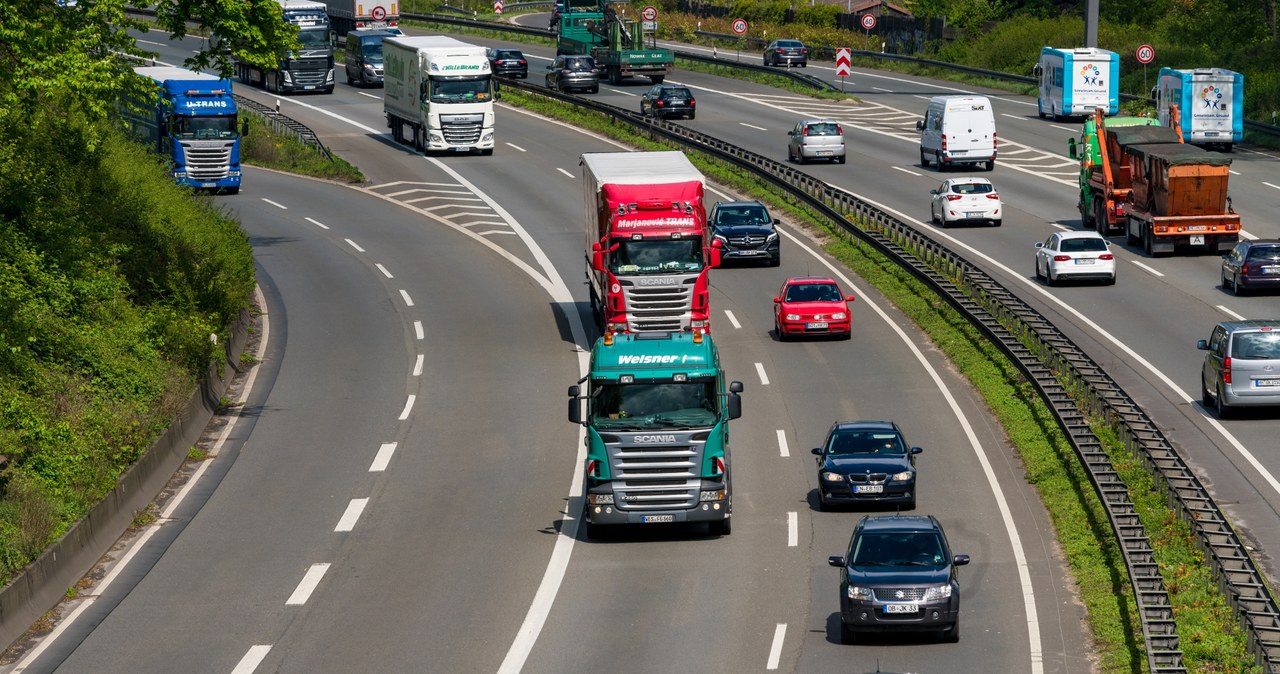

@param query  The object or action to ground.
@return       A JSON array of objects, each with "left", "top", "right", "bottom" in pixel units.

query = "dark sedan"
[
  {"left": 485, "top": 47, "right": 528, "bottom": 78},
  {"left": 1221, "top": 238, "right": 1280, "bottom": 295},
  {"left": 812, "top": 421, "right": 921, "bottom": 510},
  {"left": 764, "top": 39, "right": 808, "bottom": 67}
]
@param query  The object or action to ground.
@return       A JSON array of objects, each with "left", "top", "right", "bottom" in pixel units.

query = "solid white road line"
[
  {"left": 776, "top": 429, "right": 790, "bottom": 458},
  {"left": 334, "top": 498, "right": 369, "bottom": 532},
  {"left": 375, "top": 263, "right": 393, "bottom": 278},
  {"left": 557, "top": 167, "right": 574, "bottom": 178},
  {"left": 414, "top": 320, "right": 424, "bottom": 340},
  {"left": 370, "top": 443, "right": 397, "bottom": 472},
  {"left": 1130, "top": 260, "right": 1165, "bottom": 277},
  {"left": 398, "top": 289, "right": 414, "bottom": 306},
  {"left": 413, "top": 354, "right": 424, "bottom": 376},
  {"left": 262, "top": 198, "right": 287, "bottom": 209},
  {"left": 872, "top": 86, "right": 893, "bottom": 92},
  {"left": 766, "top": 624, "right": 787, "bottom": 670},
  {"left": 787, "top": 512, "right": 798, "bottom": 547},
  {"left": 724, "top": 309, "right": 742, "bottom": 329},
  {"left": 304, "top": 217, "right": 330, "bottom": 230},
  {"left": 345, "top": 238, "right": 365, "bottom": 252},
  {"left": 1218, "top": 305, "right": 1246, "bottom": 321},
  {"left": 230, "top": 645, "right": 272, "bottom": 674},
  {"left": 285, "top": 563, "right": 330, "bottom": 605},
  {"left": 398, "top": 395, "right": 415, "bottom": 420},
  {"left": 755, "top": 362, "right": 770, "bottom": 386}
]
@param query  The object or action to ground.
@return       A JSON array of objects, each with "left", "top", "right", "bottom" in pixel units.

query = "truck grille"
[
  {"left": 181, "top": 140, "right": 233, "bottom": 180},
  {"left": 609, "top": 440, "right": 700, "bottom": 510},
  {"left": 620, "top": 275, "right": 696, "bottom": 332},
  {"left": 442, "top": 120, "right": 482, "bottom": 144},
  {"left": 290, "top": 59, "right": 331, "bottom": 87}
]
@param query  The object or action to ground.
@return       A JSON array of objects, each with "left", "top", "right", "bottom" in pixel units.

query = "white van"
[{"left": 916, "top": 95, "right": 997, "bottom": 171}]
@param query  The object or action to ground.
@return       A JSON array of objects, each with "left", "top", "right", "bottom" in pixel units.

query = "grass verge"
[
  {"left": 501, "top": 85, "right": 1262, "bottom": 673},
  {"left": 240, "top": 113, "right": 364, "bottom": 183}
]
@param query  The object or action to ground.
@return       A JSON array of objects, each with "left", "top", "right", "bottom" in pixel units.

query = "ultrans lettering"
[
  {"left": 568, "top": 331, "right": 743, "bottom": 538},
  {"left": 126, "top": 67, "right": 245, "bottom": 194},
  {"left": 582, "top": 151, "right": 722, "bottom": 334}
]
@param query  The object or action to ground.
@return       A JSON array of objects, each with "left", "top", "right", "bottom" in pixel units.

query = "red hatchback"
[{"left": 773, "top": 276, "right": 854, "bottom": 340}]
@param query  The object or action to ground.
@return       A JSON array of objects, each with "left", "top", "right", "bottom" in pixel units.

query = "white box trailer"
[
  {"left": 1036, "top": 47, "right": 1119, "bottom": 119},
  {"left": 383, "top": 36, "right": 495, "bottom": 155},
  {"left": 1153, "top": 67, "right": 1244, "bottom": 151}
]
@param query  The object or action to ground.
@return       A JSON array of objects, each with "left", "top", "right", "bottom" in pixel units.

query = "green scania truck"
[
  {"left": 568, "top": 331, "right": 743, "bottom": 538},
  {"left": 555, "top": 0, "right": 673, "bottom": 85}
]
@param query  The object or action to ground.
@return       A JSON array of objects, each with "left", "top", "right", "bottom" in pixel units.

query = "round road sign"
[
  {"left": 371, "top": 5, "right": 386, "bottom": 20},
  {"left": 1136, "top": 44, "right": 1155, "bottom": 64},
  {"left": 641, "top": 5, "right": 657, "bottom": 21},
  {"left": 731, "top": 18, "right": 748, "bottom": 35},
  {"left": 860, "top": 14, "right": 877, "bottom": 30}
]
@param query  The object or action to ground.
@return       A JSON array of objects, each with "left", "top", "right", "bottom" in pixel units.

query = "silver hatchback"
[
  {"left": 787, "top": 119, "right": 845, "bottom": 164},
  {"left": 1197, "top": 319, "right": 1280, "bottom": 417}
]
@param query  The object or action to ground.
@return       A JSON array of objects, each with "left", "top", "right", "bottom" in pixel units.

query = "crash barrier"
[{"left": 234, "top": 94, "right": 334, "bottom": 161}]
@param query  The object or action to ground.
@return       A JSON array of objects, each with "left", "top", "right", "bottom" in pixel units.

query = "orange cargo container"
[{"left": 1123, "top": 142, "right": 1240, "bottom": 256}]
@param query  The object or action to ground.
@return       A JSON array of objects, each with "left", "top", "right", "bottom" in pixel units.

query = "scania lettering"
[
  {"left": 234, "top": 0, "right": 336, "bottom": 94},
  {"left": 127, "top": 67, "right": 245, "bottom": 194},
  {"left": 568, "top": 332, "right": 743, "bottom": 538},
  {"left": 582, "top": 151, "right": 720, "bottom": 333},
  {"left": 383, "top": 36, "right": 495, "bottom": 155}
]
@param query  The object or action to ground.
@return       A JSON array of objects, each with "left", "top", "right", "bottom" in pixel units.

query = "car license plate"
[
  {"left": 642, "top": 515, "right": 674, "bottom": 523},
  {"left": 1191, "top": 235, "right": 1206, "bottom": 245},
  {"left": 1075, "top": 258, "right": 1094, "bottom": 265},
  {"left": 966, "top": 212, "right": 983, "bottom": 217},
  {"left": 1263, "top": 266, "right": 1280, "bottom": 275},
  {"left": 806, "top": 322, "right": 828, "bottom": 329},
  {"left": 739, "top": 250, "right": 761, "bottom": 255},
  {"left": 818, "top": 150, "right": 831, "bottom": 155},
  {"left": 1256, "top": 379, "right": 1280, "bottom": 387},
  {"left": 884, "top": 603, "right": 919, "bottom": 614},
  {"left": 855, "top": 484, "right": 883, "bottom": 494}
]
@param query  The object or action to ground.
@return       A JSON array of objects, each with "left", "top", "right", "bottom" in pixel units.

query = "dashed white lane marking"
[
  {"left": 766, "top": 624, "right": 787, "bottom": 670},
  {"left": 398, "top": 395, "right": 415, "bottom": 420},
  {"left": 1051, "top": 124, "right": 1077, "bottom": 132},
  {"left": 1230, "top": 169, "right": 1240, "bottom": 175},
  {"left": 892, "top": 166, "right": 922, "bottom": 177},
  {"left": 755, "top": 362, "right": 770, "bottom": 386},
  {"left": 413, "top": 354, "right": 424, "bottom": 376},
  {"left": 230, "top": 645, "right": 272, "bottom": 674},
  {"left": 740, "top": 122, "right": 767, "bottom": 131},
  {"left": 913, "top": 95, "right": 931, "bottom": 100},
  {"left": 507, "top": 143, "right": 527, "bottom": 152},
  {"left": 285, "top": 564, "right": 330, "bottom": 606},
  {"left": 345, "top": 238, "right": 364, "bottom": 252},
  {"left": 776, "top": 429, "right": 790, "bottom": 458},
  {"left": 724, "top": 309, "right": 742, "bottom": 329},
  {"left": 1001, "top": 113, "right": 1022, "bottom": 120},
  {"left": 872, "top": 87, "right": 893, "bottom": 92},
  {"left": 1049, "top": 222, "right": 1070, "bottom": 231},
  {"left": 1265, "top": 182, "right": 1280, "bottom": 191},
  {"left": 1218, "top": 305, "right": 1246, "bottom": 321},
  {"left": 399, "top": 289, "right": 414, "bottom": 306},
  {"left": 1130, "top": 260, "right": 1165, "bottom": 277},
  {"left": 262, "top": 198, "right": 287, "bottom": 209},
  {"left": 335, "top": 498, "right": 369, "bottom": 532},
  {"left": 376, "top": 263, "right": 393, "bottom": 278},
  {"left": 414, "top": 320, "right": 424, "bottom": 340},
  {"left": 305, "top": 217, "right": 330, "bottom": 230},
  {"left": 557, "top": 167, "right": 574, "bottom": 178},
  {"left": 370, "top": 443, "right": 397, "bottom": 472},
  {"left": 786, "top": 512, "right": 798, "bottom": 547},
  {"left": 357, "top": 91, "right": 380, "bottom": 100},
  {"left": 607, "top": 88, "right": 636, "bottom": 96}
]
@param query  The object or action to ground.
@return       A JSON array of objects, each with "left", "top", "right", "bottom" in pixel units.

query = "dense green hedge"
[{"left": 0, "top": 109, "right": 255, "bottom": 583}]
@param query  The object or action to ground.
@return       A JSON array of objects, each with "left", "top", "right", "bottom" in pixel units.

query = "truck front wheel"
[
  {"left": 650, "top": 75, "right": 664, "bottom": 84},
  {"left": 709, "top": 517, "right": 731, "bottom": 536}
]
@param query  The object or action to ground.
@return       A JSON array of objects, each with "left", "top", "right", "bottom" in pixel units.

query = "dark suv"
[
  {"left": 828, "top": 515, "right": 969, "bottom": 644},
  {"left": 1221, "top": 238, "right": 1280, "bottom": 295},
  {"left": 640, "top": 84, "right": 696, "bottom": 120},
  {"left": 545, "top": 54, "right": 599, "bottom": 93},
  {"left": 485, "top": 47, "right": 528, "bottom": 78},
  {"left": 709, "top": 201, "right": 780, "bottom": 266},
  {"left": 811, "top": 421, "right": 922, "bottom": 510}
]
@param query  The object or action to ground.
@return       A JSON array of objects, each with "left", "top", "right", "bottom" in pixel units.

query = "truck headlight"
[
  {"left": 482, "top": 132, "right": 493, "bottom": 142},
  {"left": 922, "top": 584, "right": 952, "bottom": 601},
  {"left": 326, "top": 69, "right": 334, "bottom": 82},
  {"left": 890, "top": 470, "right": 913, "bottom": 481},
  {"left": 699, "top": 489, "right": 725, "bottom": 501},
  {"left": 282, "top": 71, "right": 292, "bottom": 83},
  {"left": 847, "top": 586, "right": 873, "bottom": 600},
  {"left": 690, "top": 320, "right": 708, "bottom": 328},
  {"left": 429, "top": 133, "right": 443, "bottom": 143},
  {"left": 821, "top": 471, "right": 845, "bottom": 482},
  {"left": 173, "top": 170, "right": 186, "bottom": 178},
  {"left": 587, "top": 493, "right": 614, "bottom": 505},
  {"left": 228, "top": 170, "right": 241, "bottom": 177}
]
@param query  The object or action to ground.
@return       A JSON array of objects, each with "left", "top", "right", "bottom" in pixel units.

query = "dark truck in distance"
[{"left": 555, "top": 0, "right": 673, "bottom": 85}]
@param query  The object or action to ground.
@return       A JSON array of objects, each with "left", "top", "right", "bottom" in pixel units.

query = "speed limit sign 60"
[
  {"left": 860, "top": 14, "right": 877, "bottom": 30},
  {"left": 731, "top": 18, "right": 748, "bottom": 35},
  {"left": 1136, "top": 44, "right": 1155, "bottom": 64}
]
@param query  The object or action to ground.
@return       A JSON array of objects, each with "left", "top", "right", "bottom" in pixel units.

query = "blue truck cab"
[{"left": 130, "top": 66, "right": 245, "bottom": 193}]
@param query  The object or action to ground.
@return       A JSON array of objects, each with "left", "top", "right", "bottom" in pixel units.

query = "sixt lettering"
[
  {"left": 184, "top": 100, "right": 229, "bottom": 108},
  {"left": 634, "top": 435, "right": 678, "bottom": 443}
]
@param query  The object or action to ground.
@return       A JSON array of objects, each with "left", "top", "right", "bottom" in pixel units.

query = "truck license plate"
[
  {"left": 884, "top": 603, "right": 919, "bottom": 614},
  {"left": 1191, "top": 235, "right": 1206, "bottom": 245},
  {"left": 642, "top": 515, "right": 674, "bottom": 523}
]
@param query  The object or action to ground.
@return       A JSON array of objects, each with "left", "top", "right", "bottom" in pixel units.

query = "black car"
[
  {"left": 545, "top": 54, "right": 600, "bottom": 93},
  {"left": 764, "top": 39, "right": 808, "bottom": 67},
  {"left": 486, "top": 48, "right": 528, "bottom": 78},
  {"left": 640, "top": 84, "right": 696, "bottom": 120},
  {"left": 1221, "top": 238, "right": 1280, "bottom": 295},
  {"left": 811, "top": 421, "right": 921, "bottom": 510},
  {"left": 827, "top": 515, "right": 969, "bottom": 644},
  {"left": 709, "top": 200, "right": 780, "bottom": 266}
]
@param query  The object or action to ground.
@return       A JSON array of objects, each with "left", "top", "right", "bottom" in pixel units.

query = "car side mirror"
[
  {"left": 929, "top": 189, "right": 938, "bottom": 195},
  {"left": 773, "top": 297, "right": 782, "bottom": 304},
  {"left": 953, "top": 554, "right": 970, "bottom": 566},
  {"left": 845, "top": 295, "right": 856, "bottom": 302},
  {"left": 729, "top": 380, "right": 744, "bottom": 393},
  {"left": 773, "top": 218, "right": 780, "bottom": 224},
  {"left": 1035, "top": 242, "right": 1045, "bottom": 249},
  {"left": 811, "top": 447, "right": 823, "bottom": 456},
  {"left": 827, "top": 555, "right": 846, "bottom": 567},
  {"left": 915, "top": 120, "right": 924, "bottom": 131},
  {"left": 911, "top": 446, "right": 923, "bottom": 455},
  {"left": 1197, "top": 339, "right": 1210, "bottom": 350},
  {"left": 547, "top": 65, "right": 554, "bottom": 70}
]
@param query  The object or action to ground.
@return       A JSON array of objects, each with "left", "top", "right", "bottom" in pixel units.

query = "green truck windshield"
[
  {"left": 609, "top": 239, "right": 705, "bottom": 274},
  {"left": 592, "top": 381, "right": 717, "bottom": 429}
]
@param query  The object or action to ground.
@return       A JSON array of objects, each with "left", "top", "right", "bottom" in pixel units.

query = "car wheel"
[
  {"left": 992, "top": 219, "right": 1002, "bottom": 227},
  {"left": 590, "top": 85, "right": 599, "bottom": 94},
  {"left": 930, "top": 206, "right": 939, "bottom": 225},
  {"left": 920, "top": 148, "right": 929, "bottom": 168},
  {"left": 942, "top": 617, "right": 960, "bottom": 643},
  {"left": 1222, "top": 271, "right": 1232, "bottom": 291},
  {"left": 985, "top": 159, "right": 995, "bottom": 171},
  {"left": 839, "top": 621, "right": 857, "bottom": 645},
  {"left": 1231, "top": 274, "right": 1244, "bottom": 296},
  {"left": 906, "top": 496, "right": 916, "bottom": 510},
  {"left": 768, "top": 255, "right": 780, "bottom": 268},
  {"left": 1105, "top": 272, "right": 1116, "bottom": 286},
  {"left": 1202, "top": 378, "right": 1215, "bottom": 409},
  {"left": 1217, "top": 383, "right": 1232, "bottom": 419},
  {"left": 776, "top": 322, "right": 789, "bottom": 342},
  {"left": 688, "top": 112, "right": 696, "bottom": 120},
  {"left": 1034, "top": 258, "right": 1045, "bottom": 281},
  {"left": 347, "top": 73, "right": 356, "bottom": 86},
  {"left": 1045, "top": 266, "right": 1057, "bottom": 286},
  {"left": 708, "top": 518, "right": 731, "bottom": 536},
  {"left": 836, "top": 155, "right": 846, "bottom": 164},
  {"left": 935, "top": 151, "right": 944, "bottom": 171}
]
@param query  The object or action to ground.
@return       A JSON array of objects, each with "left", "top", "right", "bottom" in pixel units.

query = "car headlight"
[
  {"left": 766, "top": 232, "right": 778, "bottom": 242},
  {"left": 821, "top": 471, "right": 845, "bottom": 482},
  {"left": 922, "top": 584, "right": 953, "bottom": 601},
  {"left": 713, "top": 233, "right": 728, "bottom": 242},
  {"left": 847, "top": 586, "right": 873, "bottom": 600},
  {"left": 831, "top": 312, "right": 847, "bottom": 320},
  {"left": 785, "top": 313, "right": 800, "bottom": 321},
  {"left": 364, "top": 64, "right": 376, "bottom": 72},
  {"left": 890, "top": 470, "right": 913, "bottom": 481}
]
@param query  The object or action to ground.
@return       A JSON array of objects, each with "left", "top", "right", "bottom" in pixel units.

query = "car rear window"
[
  {"left": 565, "top": 58, "right": 594, "bottom": 70},
  {"left": 663, "top": 88, "right": 692, "bottom": 100},
  {"left": 1060, "top": 238, "right": 1107, "bottom": 253},
  {"left": 778, "top": 40, "right": 803, "bottom": 48},
  {"left": 1231, "top": 332, "right": 1280, "bottom": 359},
  {"left": 785, "top": 283, "right": 841, "bottom": 303},
  {"left": 495, "top": 50, "right": 522, "bottom": 59},
  {"left": 950, "top": 182, "right": 993, "bottom": 195},
  {"left": 1246, "top": 246, "right": 1280, "bottom": 261},
  {"left": 805, "top": 123, "right": 840, "bottom": 136}
]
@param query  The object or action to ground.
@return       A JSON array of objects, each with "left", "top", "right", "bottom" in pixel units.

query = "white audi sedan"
[
  {"left": 929, "top": 177, "right": 1002, "bottom": 227},
  {"left": 1034, "top": 231, "right": 1117, "bottom": 285}
]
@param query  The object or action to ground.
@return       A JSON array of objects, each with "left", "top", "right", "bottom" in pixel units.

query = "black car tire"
[
  {"left": 942, "top": 617, "right": 960, "bottom": 643},
  {"left": 920, "top": 148, "right": 930, "bottom": 168},
  {"left": 839, "top": 621, "right": 857, "bottom": 645},
  {"left": 709, "top": 518, "right": 731, "bottom": 536},
  {"left": 590, "top": 85, "right": 599, "bottom": 94},
  {"left": 837, "top": 155, "right": 846, "bottom": 164},
  {"left": 1231, "top": 273, "right": 1244, "bottom": 296},
  {"left": 906, "top": 495, "right": 916, "bottom": 510},
  {"left": 935, "top": 151, "right": 944, "bottom": 171},
  {"left": 768, "top": 255, "right": 780, "bottom": 268},
  {"left": 688, "top": 112, "right": 696, "bottom": 120},
  {"left": 817, "top": 494, "right": 828, "bottom": 511},
  {"left": 776, "top": 322, "right": 789, "bottom": 342},
  {"left": 1202, "top": 378, "right": 1215, "bottom": 408},
  {"left": 1217, "top": 383, "right": 1233, "bottom": 419}
]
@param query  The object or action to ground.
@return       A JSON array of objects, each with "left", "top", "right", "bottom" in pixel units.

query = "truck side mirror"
[
  {"left": 726, "top": 392, "right": 741, "bottom": 420},
  {"left": 567, "top": 385, "right": 582, "bottom": 424},
  {"left": 1032, "top": 63, "right": 1042, "bottom": 77},
  {"left": 729, "top": 380, "right": 743, "bottom": 393},
  {"left": 915, "top": 120, "right": 924, "bottom": 131},
  {"left": 591, "top": 241, "right": 605, "bottom": 271},
  {"left": 709, "top": 238, "right": 723, "bottom": 268},
  {"left": 1067, "top": 137, "right": 1077, "bottom": 160}
]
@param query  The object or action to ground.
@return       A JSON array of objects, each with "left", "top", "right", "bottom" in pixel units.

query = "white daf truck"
[{"left": 383, "top": 35, "right": 495, "bottom": 155}]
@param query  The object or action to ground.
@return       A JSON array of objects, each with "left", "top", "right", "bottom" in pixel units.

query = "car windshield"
[
  {"left": 950, "top": 182, "right": 993, "bottom": 195},
  {"left": 609, "top": 239, "right": 705, "bottom": 274},
  {"left": 1230, "top": 332, "right": 1280, "bottom": 359},
  {"left": 715, "top": 206, "right": 771, "bottom": 226},
  {"left": 827, "top": 431, "right": 905, "bottom": 455},
  {"left": 852, "top": 532, "right": 946, "bottom": 567},
  {"left": 805, "top": 123, "right": 840, "bottom": 136},
  {"left": 171, "top": 114, "right": 237, "bottom": 140},
  {"left": 1060, "top": 237, "right": 1107, "bottom": 253},
  {"left": 784, "top": 283, "right": 841, "bottom": 303},
  {"left": 590, "top": 381, "right": 719, "bottom": 429},
  {"left": 361, "top": 43, "right": 383, "bottom": 59},
  {"left": 428, "top": 76, "right": 492, "bottom": 103}
]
